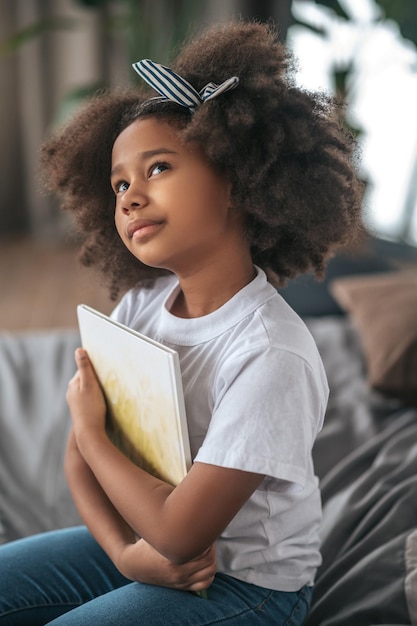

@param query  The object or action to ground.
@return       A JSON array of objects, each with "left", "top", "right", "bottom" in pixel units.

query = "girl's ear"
[{"left": 228, "top": 199, "right": 245, "bottom": 229}]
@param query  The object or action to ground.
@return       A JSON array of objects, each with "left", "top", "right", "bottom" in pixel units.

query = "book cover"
[{"left": 77, "top": 304, "right": 191, "bottom": 486}]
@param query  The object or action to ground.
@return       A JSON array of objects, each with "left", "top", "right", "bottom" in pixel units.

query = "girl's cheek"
[{"left": 114, "top": 208, "right": 124, "bottom": 237}]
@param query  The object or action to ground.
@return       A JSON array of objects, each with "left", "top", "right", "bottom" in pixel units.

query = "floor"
[{"left": 1, "top": 237, "right": 115, "bottom": 332}]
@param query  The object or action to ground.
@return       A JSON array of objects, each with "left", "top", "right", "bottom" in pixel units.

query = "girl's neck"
[{"left": 170, "top": 256, "right": 256, "bottom": 319}]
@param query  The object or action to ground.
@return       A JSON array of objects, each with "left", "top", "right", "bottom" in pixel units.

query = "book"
[{"left": 77, "top": 304, "right": 192, "bottom": 486}]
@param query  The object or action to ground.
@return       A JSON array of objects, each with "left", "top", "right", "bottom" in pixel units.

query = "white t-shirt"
[{"left": 111, "top": 267, "right": 329, "bottom": 592}]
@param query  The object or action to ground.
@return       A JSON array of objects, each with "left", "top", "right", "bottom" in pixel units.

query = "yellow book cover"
[{"left": 77, "top": 304, "right": 191, "bottom": 486}]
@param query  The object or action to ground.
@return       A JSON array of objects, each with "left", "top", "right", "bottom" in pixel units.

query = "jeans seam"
[
  {"left": 0, "top": 601, "right": 83, "bottom": 618},
  {"left": 201, "top": 590, "right": 277, "bottom": 625},
  {"left": 283, "top": 586, "right": 312, "bottom": 626}
]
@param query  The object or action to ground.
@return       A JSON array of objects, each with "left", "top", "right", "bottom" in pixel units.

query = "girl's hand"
[
  {"left": 117, "top": 539, "right": 216, "bottom": 593},
  {"left": 66, "top": 348, "right": 107, "bottom": 441}
]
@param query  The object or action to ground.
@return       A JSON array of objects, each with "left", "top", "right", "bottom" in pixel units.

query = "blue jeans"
[{"left": 0, "top": 527, "right": 312, "bottom": 625}]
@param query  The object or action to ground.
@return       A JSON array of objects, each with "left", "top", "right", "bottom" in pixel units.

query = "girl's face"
[{"left": 111, "top": 117, "right": 244, "bottom": 276}]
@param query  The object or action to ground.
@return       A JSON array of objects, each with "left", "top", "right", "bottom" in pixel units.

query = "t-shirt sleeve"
[{"left": 194, "top": 346, "right": 327, "bottom": 490}]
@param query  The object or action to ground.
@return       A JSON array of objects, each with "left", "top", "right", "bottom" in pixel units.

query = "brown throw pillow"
[{"left": 330, "top": 271, "right": 417, "bottom": 404}]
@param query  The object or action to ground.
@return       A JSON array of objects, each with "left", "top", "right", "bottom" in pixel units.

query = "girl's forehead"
[
  {"left": 114, "top": 117, "right": 180, "bottom": 153},
  {"left": 111, "top": 116, "right": 203, "bottom": 170}
]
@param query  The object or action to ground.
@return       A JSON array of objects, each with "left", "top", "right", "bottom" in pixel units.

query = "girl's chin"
[{"left": 129, "top": 249, "right": 172, "bottom": 272}]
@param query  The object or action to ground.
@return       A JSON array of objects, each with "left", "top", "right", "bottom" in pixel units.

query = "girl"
[{"left": 0, "top": 20, "right": 363, "bottom": 625}]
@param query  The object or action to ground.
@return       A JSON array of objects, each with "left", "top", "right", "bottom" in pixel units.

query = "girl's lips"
[{"left": 127, "top": 219, "right": 163, "bottom": 240}]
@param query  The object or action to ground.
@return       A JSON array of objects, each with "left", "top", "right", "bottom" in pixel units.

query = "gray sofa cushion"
[{"left": 0, "top": 330, "right": 82, "bottom": 542}]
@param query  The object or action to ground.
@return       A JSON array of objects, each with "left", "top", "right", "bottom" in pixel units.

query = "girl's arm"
[
  {"left": 65, "top": 428, "right": 216, "bottom": 590},
  {"left": 64, "top": 428, "right": 135, "bottom": 555},
  {"left": 118, "top": 540, "right": 216, "bottom": 592},
  {"left": 67, "top": 349, "right": 264, "bottom": 564}
]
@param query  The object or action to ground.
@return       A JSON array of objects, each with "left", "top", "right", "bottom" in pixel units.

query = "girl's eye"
[
  {"left": 115, "top": 181, "right": 129, "bottom": 193},
  {"left": 150, "top": 162, "right": 169, "bottom": 177}
]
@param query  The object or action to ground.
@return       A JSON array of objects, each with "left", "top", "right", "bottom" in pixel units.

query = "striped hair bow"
[{"left": 132, "top": 59, "right": 239, "bottom": 113}]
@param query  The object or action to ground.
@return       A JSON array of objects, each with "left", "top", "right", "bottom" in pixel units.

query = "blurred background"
[{"left": 1, "top": 0, "right": 417, "bottom": 329}]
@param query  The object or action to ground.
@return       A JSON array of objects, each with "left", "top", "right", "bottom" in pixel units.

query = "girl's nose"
[{"left": 121, "top": 183, "right": 148, "bottom": 214}]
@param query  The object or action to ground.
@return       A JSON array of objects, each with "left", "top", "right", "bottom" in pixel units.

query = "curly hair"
[{"left": 40, "top": 20, "right": 363, "bottom": 299}]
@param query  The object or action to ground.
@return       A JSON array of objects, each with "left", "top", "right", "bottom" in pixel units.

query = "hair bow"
[{"left": 132, "top": 59, "right": 239, "bottom": 112}]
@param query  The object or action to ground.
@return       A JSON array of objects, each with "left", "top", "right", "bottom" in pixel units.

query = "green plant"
[{"left": 1, "top": 0, "right": 202, "bottom": 122}]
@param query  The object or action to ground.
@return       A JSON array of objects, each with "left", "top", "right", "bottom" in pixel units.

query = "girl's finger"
[
  {"left": 75, "top": 348, "right": 89, "bottom": 368},
  {"left": 74, "top": 349, "right": 97, "bottom": 387}
]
